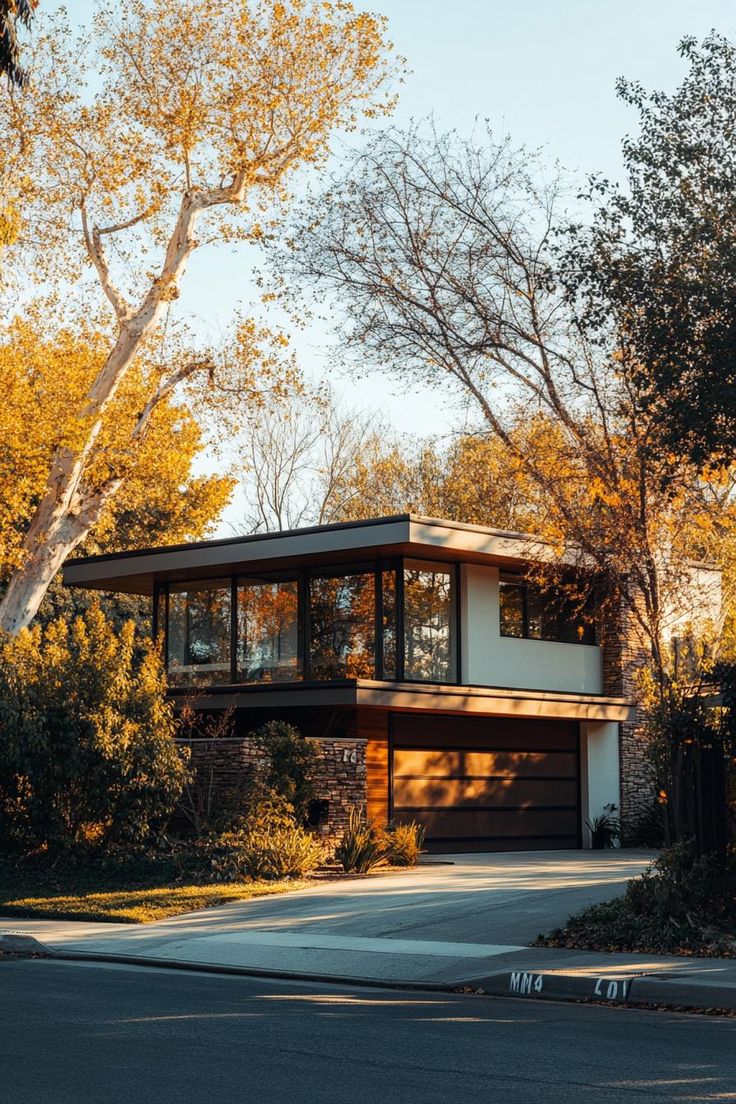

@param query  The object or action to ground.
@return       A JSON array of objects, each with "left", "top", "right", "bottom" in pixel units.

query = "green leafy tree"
[
  {"left": 248, "top": 721, "right": 319, "bottom": 822},
  {"left": 563, "top": 33, "right": 736, "bottom": 467},
  {"left": 0, "top": 603, "right": 188, "bottom": 853}
]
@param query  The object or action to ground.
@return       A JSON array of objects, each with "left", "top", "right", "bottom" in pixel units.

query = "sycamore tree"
[
  {"left": 0, "top": 316, "right": 234, "bottom": 575},
  {"left": 0, "top": 0, "right": 398, "bottom": 634}
]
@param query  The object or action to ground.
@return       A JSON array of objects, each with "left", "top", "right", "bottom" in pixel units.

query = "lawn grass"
[
  {"left": 0, "top": 865, "right": 312, "bottom": 923},
  {"left": 0, "top": 880, "right": 311, "bottom": 923}
]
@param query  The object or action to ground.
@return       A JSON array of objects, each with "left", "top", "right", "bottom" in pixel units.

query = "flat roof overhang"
[
  {"left": 62, "top": 514, "right": 565, "bottom": 596},
  {"left": 174, "top": 678, "right": 635, "bottom": 724}
]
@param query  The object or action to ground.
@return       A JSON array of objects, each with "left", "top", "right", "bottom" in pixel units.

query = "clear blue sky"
[
  {"left": 54, "top": 1, "right": 736, "bottom": 485},
  {"left": 180, "top": 0, "right": 736, "bottom": 435}
]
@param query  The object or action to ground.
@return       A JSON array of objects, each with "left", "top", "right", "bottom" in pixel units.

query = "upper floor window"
[
  {"left": 309, "top": 571, "right": 376, "bottom": 679},
  {"left": 237, "top": 576, "right": 299, "bottom": 683},
  {"left": 167, "top": 580, "right": 232, "bottom": 686},
  {"left": 404, "top": 560, "right": 457, "bottom": 682},
  {"left": 156, "top": 558, "right": 457, "bottom": 687},
  {"left": 499, "top": 573, "right": 596, "bottom": 645}
]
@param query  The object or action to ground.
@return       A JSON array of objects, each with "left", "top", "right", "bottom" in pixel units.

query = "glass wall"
[
  {"left": 157, "top": 558, "right": 459, "bottom": 687},
  {"left": 309, "top": 572, "right": 375, "bottom": 679},
  {"left": 167, "top": 580, "right": 232, "bottom": 686},
  {"left": 237, "top": 577, "right": 299, "bottom": 682},
  {"left": 403, "top": 560, "right": 456, "bottom": 683}
]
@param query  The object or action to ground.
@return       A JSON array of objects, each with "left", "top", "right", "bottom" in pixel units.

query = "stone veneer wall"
[
  {"left": 180, "top": 736, "right": 367, "bottom": 845},
  {"left": 599, "top": 604, "right": 655, "bottom": 844}
]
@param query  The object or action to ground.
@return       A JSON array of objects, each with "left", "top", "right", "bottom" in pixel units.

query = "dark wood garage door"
[{"left": 391, "top": 714, "right": 580, "bottom": 852}]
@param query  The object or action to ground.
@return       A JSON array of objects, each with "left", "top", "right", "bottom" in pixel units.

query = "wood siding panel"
[{"left": 359, "top": 708, "right": 390, "bottom": 826}]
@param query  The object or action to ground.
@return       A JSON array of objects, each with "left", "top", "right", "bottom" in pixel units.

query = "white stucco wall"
[
  {"left": 661, "top": 563, "right": 722, "bottom": 642},
  {"left": 460, "top": 563, "right": 603, "bottom": 694},
  {"left": 580, "top": 721, "right": 621, "bottom": 846}
]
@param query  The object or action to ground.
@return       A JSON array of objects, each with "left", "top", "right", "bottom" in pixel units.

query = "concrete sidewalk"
[{"left": 3, "top": 849, "right": 735, "bottom": 1010}]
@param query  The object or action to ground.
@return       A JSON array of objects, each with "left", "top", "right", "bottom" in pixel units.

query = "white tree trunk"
[
  {"left": 0, "top": 512, "right": 92, "bottom": 633},
  {"left": 0, "top": 185, "right": 222, "bottom": 634}
]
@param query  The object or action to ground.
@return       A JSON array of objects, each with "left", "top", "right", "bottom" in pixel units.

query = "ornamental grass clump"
[
  {"left": 384, "top": 821, "right": 425, "bottom": 867},
  {"left": 335, "top": 807, "right": 388, "bottom": 874}
]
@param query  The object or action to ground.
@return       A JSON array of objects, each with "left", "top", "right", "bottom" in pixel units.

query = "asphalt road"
[{"left": 2, "top": 959, "right": 735, "bottom": 1104}]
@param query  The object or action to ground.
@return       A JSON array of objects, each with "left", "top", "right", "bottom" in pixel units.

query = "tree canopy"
[
  {"left": 563, "top": 33, "right": 736, "bottom": 467},
  {"left": 0, "top": 0, "right": 398, "bottom": 633},
  {"left": 275, "top": 117, "right": 731, "bottom": 684},
  {"left": 0, "top": 316, "right": 233, "bottom": 578}
]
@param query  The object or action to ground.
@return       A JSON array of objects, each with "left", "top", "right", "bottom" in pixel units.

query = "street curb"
[
  {"left": 4, "top": 945, "right": 460, "bottom": 994},
  {"left": 0, "top": 931, "right": 51, "bottom": 956},
  {"left": 469, "top": 969, "right": 736, "bottom": 1012},
  {"left": 4, "top": 941, "right": 736, "bottom": 1014},
  {"left": 477, "top": 969, "right": 634, "bottom": 1004}
]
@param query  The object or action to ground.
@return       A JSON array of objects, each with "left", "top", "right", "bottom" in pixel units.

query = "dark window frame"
[
  {"left": 152, "top": 556, "right": 461, "bottom": 688},
  {"left": 163, "top": 577, "right": 235, "bottom": 684},
  {"left": 401, "top": 558, "right": 460, "bottom": 685},
  {"left": 499, "top": 573, "right": 596, "bottom": 646},
  {"left": 307, "top": 566, "right": 378, "bottom": 682}
]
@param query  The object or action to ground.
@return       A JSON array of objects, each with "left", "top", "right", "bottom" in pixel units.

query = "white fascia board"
[
  {"left": 407, "top": 517, "right": 574, "bottom": 566},
  {"left": 64, "top": 517, "right": 413, "bottom": 586}
]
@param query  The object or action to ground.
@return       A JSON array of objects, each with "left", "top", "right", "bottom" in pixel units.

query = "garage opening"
[{"left": 391, "top": 713, "right": 580, "bottom": 852}]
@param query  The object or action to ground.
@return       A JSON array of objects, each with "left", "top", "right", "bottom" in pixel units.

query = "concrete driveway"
[{"left": 2, "top": 850, "right": 655, "bottom": 984}]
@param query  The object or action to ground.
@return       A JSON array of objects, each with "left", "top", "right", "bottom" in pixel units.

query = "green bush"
[
  {"left": 247, "top": 720, "right": 320, "bottom": 822},
  {"left": 538, "top": 843, "right": 736, "bottom": 955},
  {"left": 217, "top": 800, "right": 324, "bottom": 880},
  {"left": 0, "top": 605, "right": 188, "bottom": 854},
  {"left": 335, "top": 807, "right": 388, "bottom": 873},
  {"left": 385, "top": 820, "right": 425, "bottom": 866}
]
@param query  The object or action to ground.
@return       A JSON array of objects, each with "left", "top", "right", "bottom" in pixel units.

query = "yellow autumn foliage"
[
  {"left": 0, "top": 318, "right": 234, "bottom": 574},
  {"left": 0, "top": 1, "right": 399, "bottom": 632}
]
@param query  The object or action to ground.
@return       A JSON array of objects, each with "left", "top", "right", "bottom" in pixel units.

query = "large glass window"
[
  {"left": 309, "top": 572, "right": 375, "bottom": 679},
  {"left": 167, "top": 580, "right": 232, "bottom": 686},
  {"left": 381, "top": 568, "right": 397, "bottom": 680},
  {"left": 499, "top": 573, "right": 596, "bottom": 645},
  {"left": 158, "top": 557, "right": 462, "bottom": 687},
  {"left": 403, "top": 560, "right": 456, "bottom": 682},
  {"left": 237, "top": 577, "right": 300, "bottom": 682}
]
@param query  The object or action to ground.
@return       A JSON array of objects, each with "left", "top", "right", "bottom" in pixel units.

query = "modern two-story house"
[{"left": 64, "top": 513, "right": 667, "bottom": 852}]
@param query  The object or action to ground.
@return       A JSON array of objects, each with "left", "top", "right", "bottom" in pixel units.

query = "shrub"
[
  {"left": 248, "top": 720, "right": 320, "bottom": 822},
  {"left": 385, "top": 820, "right": 425, "bottom": 866},
  {"left": 539, "top": 842, "right": 736, "bottom": 955},
  {"left": 217, "top": 801, "right": 324, "bottom": 880},
  {"left": 0, "top": 605, "right": 188, "bottom": 854},
  {"left": 630, "top": 799, "right": 667, "bottom": 848},
  {"left": 175, "top": 706, "right": 248, "bottom": 836},
  {"left": 335, "top": 807, "right": 388, "bottom": 873}
]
